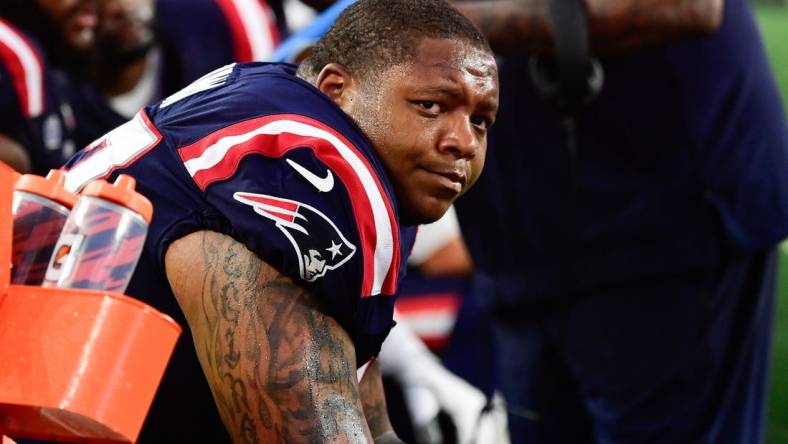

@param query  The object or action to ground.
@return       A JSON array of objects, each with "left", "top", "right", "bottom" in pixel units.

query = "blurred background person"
[
  {"left": 450, "top": 0, "right": 788, "bottom": 443},
  {"left": 72, "top": 0, "right": 339, "bottom": 146},
  {"left": 0, "top": 0, "right": 98, "bottom": 173},
  {"left": 70, "top": 0, "right": 282, "bottom": 142}
]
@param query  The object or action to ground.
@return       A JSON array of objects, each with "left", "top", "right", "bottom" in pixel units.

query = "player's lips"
[{"left": 421, "top": 167, "right": 466, "bottom": 194}]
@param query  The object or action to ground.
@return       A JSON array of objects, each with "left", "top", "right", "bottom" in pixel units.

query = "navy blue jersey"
[
  {"left": 62, "top": 63, "right": 416, "bottom": 440},
  {"left": 0, "top": 18, "right": 82, "bottom": 173},
  {"left": 63, "top": 62, "right": 416, "bottom": 361},
  {"left": 456, "top": 0, "right": 788, "bottom": 304}
]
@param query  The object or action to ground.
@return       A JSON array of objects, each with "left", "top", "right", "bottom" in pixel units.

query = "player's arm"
[
  {"left": 166, "top": 230, "right": 380, "bottom": 443},
  {"left": 358, "top": 360, "right": 405, "bottom": 443},
  {"left": 453, "top": 0, "right": 724, "bottom": 55},
  {"left": 0, "top": 132, "right": 31, "bottom": 173}
]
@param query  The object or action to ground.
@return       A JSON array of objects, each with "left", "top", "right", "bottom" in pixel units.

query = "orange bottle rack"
[{"left": 0, "top": 163, "right": 181, "bottom": 443}]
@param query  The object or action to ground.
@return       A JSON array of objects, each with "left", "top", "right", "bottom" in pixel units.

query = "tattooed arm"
[
  {"left": 358, "top": 360, "right": 404, "bottom": 443},
  {"left": 453, "top": 0, "right": 724, "bottom": 55},
  {"left": 165, "top": 230, "right": 376, "bottom": 443}
]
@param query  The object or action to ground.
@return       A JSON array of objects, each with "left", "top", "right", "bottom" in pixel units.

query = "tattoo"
[
  {"left": 455, "top": 0, "right": 552, "bottom": 54},
  {"left": 167, "top": 231, "right": 372, "bottom": 443},
  {"left": 587, "top": 0, "right": 724, "bottom": 53},
  {"left": 454, "top": 0, "right": 723, "bottom": 55},
  {"left": 358, "top": 361, "right": 393, "bottom": 440}
]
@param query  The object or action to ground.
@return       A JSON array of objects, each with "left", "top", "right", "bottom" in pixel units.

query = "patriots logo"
[{"left": 233, "top": 192, "right": 357, "bottom": 282}]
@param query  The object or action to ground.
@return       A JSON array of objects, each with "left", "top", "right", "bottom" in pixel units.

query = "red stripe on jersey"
[
  {"left": 241, "top": 193, "right": 299, "bottom": 212},
  {"left": 0, "top": 19, "right": 45, "bottom": 118},
  {"left": 236, "top": 192, "right": 299, "bottom": 223},
  {"left": 394, "top": 293, "right": 462, "bottom": 315},
  {"left": 214, "top": 0, "right": 279, "bottom": 62},
  {"left": 214, "top": 0, "right": 253, "bottom": 62},
  {"left": 266, "top": 209, "right": 296, "bottom": 223},
  {"left": 177, "top": 113, "right": 401, "bottom": 297}
]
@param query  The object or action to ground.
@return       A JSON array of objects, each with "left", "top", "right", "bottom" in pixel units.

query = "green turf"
[
  {"left": 756, "top": 5, "right": 788, "bottom": 443},
  {"left": 772, "top": 244, "right": 788, "bottom": 444},
  {"left": 756, "top": 6, "right": 788, "bottom": 106}
]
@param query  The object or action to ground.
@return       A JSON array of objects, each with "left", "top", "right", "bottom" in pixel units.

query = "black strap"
[
  {"left": 550, "top": 0, "right": 593, "bottom": 98},
  {"left": 529, "top": 0, "right": 603, "bottom": 113},
  {"left": 527, "top": 1, "right": 605, "bottom": 311}
]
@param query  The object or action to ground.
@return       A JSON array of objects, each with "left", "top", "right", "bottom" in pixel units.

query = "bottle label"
[{"left": 44, "top": 232, "right": 84, "bottom": 285}]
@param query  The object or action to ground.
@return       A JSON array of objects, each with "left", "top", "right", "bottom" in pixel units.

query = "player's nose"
[{"left": 437, "top": 113, "right": 479, "bottom": 159}]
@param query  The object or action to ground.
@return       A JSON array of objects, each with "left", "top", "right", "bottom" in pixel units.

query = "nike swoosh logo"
[{"left": 286, "top": 158, "right": 334, "bottom": 192}]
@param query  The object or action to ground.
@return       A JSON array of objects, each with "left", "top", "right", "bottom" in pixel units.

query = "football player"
[{"left": 61, "top": 0, "right": 499, "bottom": 442}]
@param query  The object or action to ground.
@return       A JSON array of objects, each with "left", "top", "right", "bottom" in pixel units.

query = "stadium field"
[{"left": 756, "top": 4, "right": 788, "bottom": 443}]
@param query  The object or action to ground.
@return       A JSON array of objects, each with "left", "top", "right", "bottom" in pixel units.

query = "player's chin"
[{"left": 399, "top": 195, "right": 454, "bottom": 226}]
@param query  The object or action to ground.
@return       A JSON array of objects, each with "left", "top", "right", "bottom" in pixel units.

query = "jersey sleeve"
[
  {"left": 0, "top": 19, "right": 45, "bottom": 141},
  {"left": 176, "top": 113, "right": 403, "bottom": 361}
]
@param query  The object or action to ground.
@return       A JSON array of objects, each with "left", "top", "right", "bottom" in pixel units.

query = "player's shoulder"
[
  {"left": 160, "top": 63, "right": 405, "bottom": 296},
  {"left": 149, "top": 63, "right": 307, "bottom": 118},
  {"left": 148, "top": 62, "right": 370, "bottom": 154},
  {"left": 0, "top": 18, "right": 47, "bottom": 118},
  {"left": 213, "top": 62, "right": 324, "bottom": 110}
]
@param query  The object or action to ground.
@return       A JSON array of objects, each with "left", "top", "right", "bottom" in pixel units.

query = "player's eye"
[
  {"left": 412, "top": 100, "right": 442, "bottom": 115},
  {"left": 420, "top": 101, "right": 436, "bottom": 110},
  {"left": 471, "top": 115, "right": 492, "bottom": 130}
]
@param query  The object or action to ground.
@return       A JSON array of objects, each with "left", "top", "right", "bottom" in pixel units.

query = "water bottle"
[
  {"left": 12, "top": 170, "right": 77, "bottom": 285},
  {"left": 43, "top": 174, "right": 152, "bottom": 293}
]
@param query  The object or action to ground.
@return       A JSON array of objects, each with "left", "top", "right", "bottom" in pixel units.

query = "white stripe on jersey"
[
  {"left": 184, "top": 118, "right": 395, "bottom": 296},
  {"left": 0, "top": 21, "right": 43, "bottom": 117},
  {"left": 64, "top": 112, "right": 160, "bottom": 192},
  {"left": 160, "top": 63, "right": 235, "bottom": 109},
  {"left": 396, "top": 310, "right": 456, "bottom": 340},
  {"left": 231, "top": 0, "right": 276, "bottom": 60}
]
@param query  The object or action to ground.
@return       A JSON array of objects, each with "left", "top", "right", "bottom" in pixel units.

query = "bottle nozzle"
[{"left": 113, "top": 175, "right": 137, "bottom": 192}]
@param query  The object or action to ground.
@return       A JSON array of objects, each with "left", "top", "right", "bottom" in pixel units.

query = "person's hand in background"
[{"left": 378, "top": 316, "right": 509, "bottom": 444}]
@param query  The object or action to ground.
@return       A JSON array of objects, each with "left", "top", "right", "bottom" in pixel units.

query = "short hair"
[{"left": 298, "top": 0, "right": 491, "bottom": 82}]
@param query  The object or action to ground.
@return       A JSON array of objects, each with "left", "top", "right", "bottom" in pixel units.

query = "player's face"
[
  {"left": 352, "top": 38, "right": 498, "bottom": 225},
  {"left": 97, "top": 0, "right": 155, "bottom": 58},
  {"left": 35, "top": 0, "right": 98, "bottom": 51}
]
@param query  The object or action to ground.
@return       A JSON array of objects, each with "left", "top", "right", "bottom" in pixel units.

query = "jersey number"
[{"left": 64, "top": 110, "right": 162, "bottom": 192}]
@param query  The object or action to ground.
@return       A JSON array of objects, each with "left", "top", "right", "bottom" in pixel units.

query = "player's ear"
[{"left": 316, "top": 63, "right": 357, "bottom": 109}]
